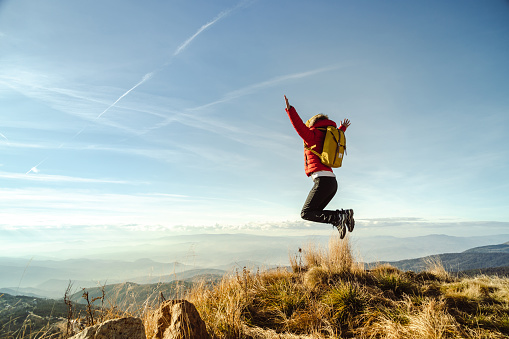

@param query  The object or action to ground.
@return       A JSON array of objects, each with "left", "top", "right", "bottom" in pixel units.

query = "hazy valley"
[{"left": 2, "top": 233, "right": 509, "bottom": 300}]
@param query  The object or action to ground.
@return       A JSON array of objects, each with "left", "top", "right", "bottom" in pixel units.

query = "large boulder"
[
  {"left": 70, "top": 316, "right": 146, "bottom": 339},
  {"left": 151, "top": 299, "right": 210, "bottom": 339}
]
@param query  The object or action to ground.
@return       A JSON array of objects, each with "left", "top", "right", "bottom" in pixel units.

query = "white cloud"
[
  {"left": 0, "top": 188, "right": 189, "bottom": 229},
  {"left": 0, "top": 186, "right": 294, "bottom": 230},
  {"left": 189, "top": 64, "right": 349, "bottom": 112},
  {"left": 0, "top": 171, "right": 133, "bottom": 184}
]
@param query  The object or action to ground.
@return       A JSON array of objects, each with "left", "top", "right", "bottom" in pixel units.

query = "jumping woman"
[{"left": 284, "top": 95, "right": 354, "bottom": 239}]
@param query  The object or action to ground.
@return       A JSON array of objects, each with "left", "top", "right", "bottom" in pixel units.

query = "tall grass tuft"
[
  {"left": 423, "top": 256, "right": 450, "bottom": 282},
  {"left": 186, "top": 274, "right": 248, "bottom": 338},
  {"left": 321, "top": 282, "right": 367, "bottom": 329}
]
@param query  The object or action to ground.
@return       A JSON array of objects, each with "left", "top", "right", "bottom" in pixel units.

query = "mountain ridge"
[
  {"left": 3, "top": 234, "right": 509, "bottom": 299},
  {"left": 380, "top": 240, "right": 509, "bottom": 272}
]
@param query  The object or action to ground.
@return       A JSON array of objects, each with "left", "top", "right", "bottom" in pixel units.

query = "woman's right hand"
[{"left": 284, "top": 95, "right": 290, "bottom": 110}]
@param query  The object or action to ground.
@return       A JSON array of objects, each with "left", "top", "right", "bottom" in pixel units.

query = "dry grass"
[
  {"left": 424, "top": 256, "right": 450, "bottom": 282},
  {"left": 186, "top": 235, "right": 509, "bottom": 338},
  {"left": 17, "top": 235, "right": 509, "bottom": 338},
  {"left": 358, "top": 297, "right": 466, "bottom": 339}
]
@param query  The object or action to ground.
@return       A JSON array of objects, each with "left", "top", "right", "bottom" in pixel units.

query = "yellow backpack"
[{"left": 305, "top": 126, "right": 346, "bottom": 168}]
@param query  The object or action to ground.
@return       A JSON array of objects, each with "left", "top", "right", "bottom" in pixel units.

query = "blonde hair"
[{"left": 305, "top": 114, "right": 329, "bottom": 127}]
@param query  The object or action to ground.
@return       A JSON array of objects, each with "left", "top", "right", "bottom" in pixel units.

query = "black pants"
[{"left": 301, "top": 176, "right": 338, "bottom": 224}]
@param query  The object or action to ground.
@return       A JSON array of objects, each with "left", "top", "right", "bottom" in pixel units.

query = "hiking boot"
[
  {"left": 343, "top": 209, "right": 355, "bottom": 232},
  {"left": 332, "top": 210, "right": 347, "bottom": 239},
  {"left": 338, "top": 222, "right": 346, "bottom": 239}
]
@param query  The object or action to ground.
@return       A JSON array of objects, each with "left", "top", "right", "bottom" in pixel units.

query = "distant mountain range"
[
  {"left": 2, "top": 234, "right": 509, "bottom": 299},
  {"left": 463, "top": 242, "right": 509, "bottom": 253},
  {"left": 352, "top": 235, "right": 509, "bottom": 262},
  {"left": 383, "top": 241, "right": 509, "bottom": 273},
  {"left": 0, "top": 258, "right": 196, "bottom": 299}
]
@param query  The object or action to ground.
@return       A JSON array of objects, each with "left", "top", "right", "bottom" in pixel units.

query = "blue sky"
[{"left": 1, "top": 0, "right": 508, "bottom": 258}]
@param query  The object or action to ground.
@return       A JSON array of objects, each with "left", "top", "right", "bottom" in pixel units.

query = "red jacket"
[{"left": 286, "top": 106, "right": 346, "bottom": 177}]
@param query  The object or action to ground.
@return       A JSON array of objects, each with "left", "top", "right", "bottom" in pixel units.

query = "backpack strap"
[
  {"left": 304, "top": 144, "right": 321, "bottom": 157},
  {"left": 303, "top": 126, "right": 328, "bottom": 156}
]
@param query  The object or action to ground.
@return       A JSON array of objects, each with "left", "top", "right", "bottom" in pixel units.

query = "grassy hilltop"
[
  {"left": 3, "top": 235, "right": 509, "bottom": 338},
  {"left": 183, "top": 236, "right": 509, "bottom": 338}
]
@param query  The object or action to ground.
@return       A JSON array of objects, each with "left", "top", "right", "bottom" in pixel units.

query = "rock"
[
  {"left": 151, "top": 300, "right": 210, "bottom": 339},
  {"left": 70, "top": 325, "right": 96, "bottom": 339},
  {"left": 70, "top": 316, "right": 146, "bottom": 339}
]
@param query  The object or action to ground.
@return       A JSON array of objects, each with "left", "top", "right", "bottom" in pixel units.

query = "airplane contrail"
[
  {"left": 174, "top": 10, "right": 232, "bottom": 56},
  {"left": 189, "top": 64, "right": 347, "bottom": 111},
  {"left": 25, "top": 2, "right": 242, "bottom": 175},
  {"left": 26, "top": 71, "right": 156, "bottom": 173},
  {"left": 26, "top": 157, "right": 48, "bottom": 175},
  {"left": 83, "top": 2, "right": 238, "bottom": 123},
  {"left": 95, "top": 72, "right": 154, "bottom": 120},
  {"left": 0, "top": 131, "right": 9, "bottom": 144},
  {"left": 98, "top": 2, "right": 238, "bottom": 121}
]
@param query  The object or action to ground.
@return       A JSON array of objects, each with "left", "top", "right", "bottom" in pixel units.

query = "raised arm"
[
  {"left": 340, "top": 118, "right": 351, "bottom": 132},
  {"left": 284, "top": 95, "right": 315, "bottom": 145}
]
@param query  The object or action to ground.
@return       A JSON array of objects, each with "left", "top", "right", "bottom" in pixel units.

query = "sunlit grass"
[
  {"left": 11, "top": 234, "right": 509, "bottom": 338},
  {"left": 186, "top": 235, "right": 509, "bottom": 338}
]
